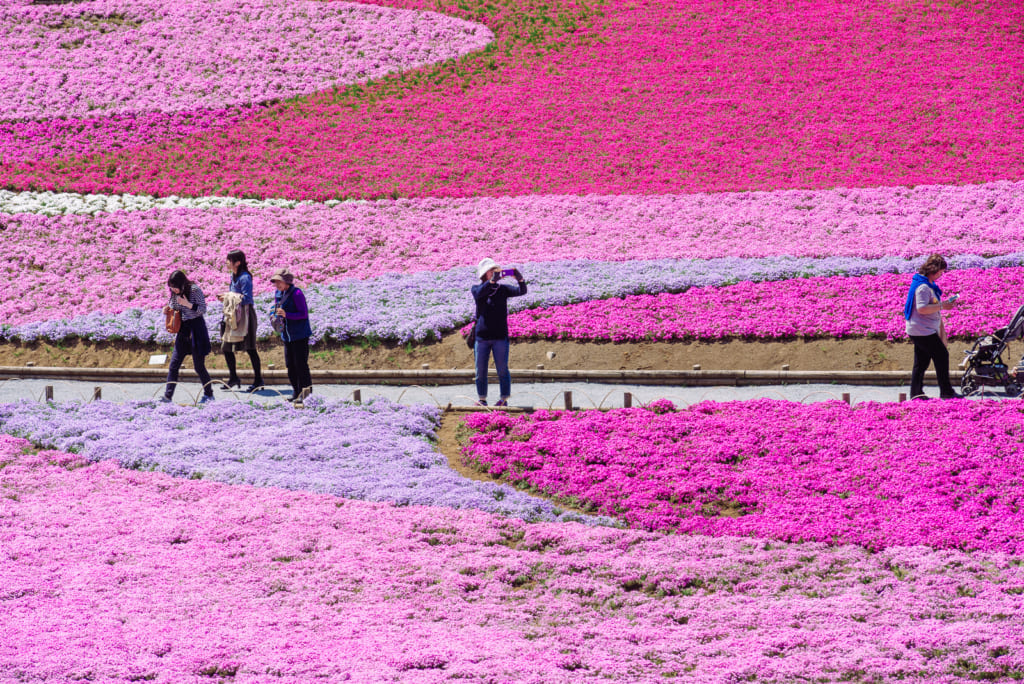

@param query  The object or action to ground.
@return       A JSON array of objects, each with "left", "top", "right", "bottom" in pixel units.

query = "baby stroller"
[{"left": 959, "top": 303, "right": 1024, "bottom": 397}]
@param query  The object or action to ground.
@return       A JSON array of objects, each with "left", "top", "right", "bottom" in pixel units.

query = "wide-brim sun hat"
[
  {"left": 476, "top": 257, "right": 499, "bottom": 279},
  {"left": 269, "top": 267, "right": 294, "bottom": 284}
]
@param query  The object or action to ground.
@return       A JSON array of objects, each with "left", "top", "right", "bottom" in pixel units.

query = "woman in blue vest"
[{"left": 270, "top": 267, "right": 313, "bottom": 404}]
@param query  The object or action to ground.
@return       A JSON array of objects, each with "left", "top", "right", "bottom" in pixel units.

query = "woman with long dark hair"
[
  {"left": 162, "top": 270, "right": 214, "bottom": 403},
  {"left": 218, "top": 249, "right": 264, "bottom": 392}
]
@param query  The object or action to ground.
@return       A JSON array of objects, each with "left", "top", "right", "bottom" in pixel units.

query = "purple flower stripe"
[
  {"left": 5, "top": 252, "right": 1024, "bottom": 344},
  {"left": 0, "top": 397, "right": 612, "bottom": 526}
]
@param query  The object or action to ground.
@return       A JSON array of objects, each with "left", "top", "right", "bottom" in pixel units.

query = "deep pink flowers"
[
  {"left": 4, "top": 0, "right": 1023, "bottom": 197},
  {"left": 503, "top": 266, "right": 1024, "bottom": 342},
  {"left": 463, "top": 400, "right": 1024, "bottom": 552}
]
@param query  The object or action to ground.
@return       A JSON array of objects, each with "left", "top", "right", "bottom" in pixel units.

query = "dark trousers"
[
  {"left": 165, "top": 345, "right": 213, "bottom": 399},
  {"left": 284, "top": 339, "right": 312, "bottom": 399},
  {"left": 909, "top": 333, "right": 955, "bottom": 398},
  {"left": 224, "top": 349, "right": 263, "bottom": 385}
]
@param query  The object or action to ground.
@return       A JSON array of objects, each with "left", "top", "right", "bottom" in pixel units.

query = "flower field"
[
  {"left": 4, "top": 430, "right": 1024, "bottom": 682},
  {"left": 4, "top": 0, "right": 1024, "bottom": 679},
  {"left": 4, "top": 0, "right": 1023, "bottom": 197},
  {"left": 3, "top": 181, "right": 1024, "bottom": 342},
  {"left": 0, "top": 397, "right": 602, "bottom": 524},
  {"left": 461, "top": 401, "right": 1024, "bottom": 552},
  {"left": 501, "top": 265, "right": 1024, "bottom": 342},
  {"left": 2, "top": 0, "right": 1023, "bottom": 345},
  {"left": 15, "top": 252, "right": 1024, "bottom": 344},
  {"left": 0, "top": 0, "right": 490, "bottom": 161}
]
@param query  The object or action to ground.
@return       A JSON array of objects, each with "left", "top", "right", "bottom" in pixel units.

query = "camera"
[{"left": 500, "top": 268, "right": 516, "bottom": 278}]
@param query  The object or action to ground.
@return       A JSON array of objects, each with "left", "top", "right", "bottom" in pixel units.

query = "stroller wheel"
[
  {"left": 1004, "top": 381, "right": 1022, "bottom": 398},
  {"left": 961, "top": 369, "right": 981, "bottom": 397}
]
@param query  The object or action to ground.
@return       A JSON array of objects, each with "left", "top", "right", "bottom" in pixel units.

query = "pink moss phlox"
[
  {"left": 5, "top": 0, "right": 1024, "bottom": 197},
  {"left": 5, "top": 180, "right": 1024, "bottom": 328},
  {"left": 463, "top": 399, "right": 1024, "bottom": 552},
  {"left": 0, "top": 0, "right": 490, "bottom": 162},
  {"left": 3, "top": 434, "right": 1024, "bottom": 680},
  {"left": 501, "top": 266, "right": 1024, "bottom": 342}
]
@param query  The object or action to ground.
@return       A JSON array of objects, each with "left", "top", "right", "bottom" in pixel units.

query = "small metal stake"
[
  {"left": 624, "top": 392, "right": 632, "bottom": 408},
  {"left": 44, "top": 385, "right": 53, "bottom": 402},
  {"left": 563, "top": 391, "right": 573, "bottom": 411}
]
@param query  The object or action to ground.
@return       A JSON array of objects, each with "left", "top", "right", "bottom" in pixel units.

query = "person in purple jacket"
[
  {"left": 269, "top": 267, "right": 313, "bottom": 404},
  {"left": 471, "top": 257, "right": 528, "bottom": 406}
]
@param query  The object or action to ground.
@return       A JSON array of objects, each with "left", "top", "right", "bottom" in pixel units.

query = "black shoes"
[
  {"left": 221, "top": 378, "right": 241, "bottom": 391},
  {"left": 940, "top": 391, "right": 963, "bottom": 400}
]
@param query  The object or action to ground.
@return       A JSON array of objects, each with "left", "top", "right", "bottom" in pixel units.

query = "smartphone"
[
  {"left": 947, "top": 294, "right": 960, "bottom": 302},
  {"left": 500, "top": 268, "right": 516, "bottom": 278}
]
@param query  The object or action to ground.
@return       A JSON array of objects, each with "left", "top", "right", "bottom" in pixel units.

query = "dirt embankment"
[
  {"left": 435, "top": 410, "right": 598, "bottom": 518},
  {"left": 0, "top": 335, "right": 984, "bottom": 372}
]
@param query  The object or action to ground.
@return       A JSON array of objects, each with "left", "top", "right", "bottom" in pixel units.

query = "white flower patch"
[{"left": 0, "top": 189, "right": 360, "bottom": 215}]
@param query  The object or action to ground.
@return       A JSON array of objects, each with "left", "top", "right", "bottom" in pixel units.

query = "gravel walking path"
[{"left": 0, "top": 378, "right": 953, "bottom": 408}]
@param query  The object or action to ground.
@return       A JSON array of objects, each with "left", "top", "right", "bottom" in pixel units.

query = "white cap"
[{"left": 476, "top": 257, "right": 499, "bottom": 279}]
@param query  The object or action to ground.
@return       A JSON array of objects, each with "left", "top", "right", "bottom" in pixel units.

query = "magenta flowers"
[
  {"left": 501, "top": 266, "right": 1024, "bottom": 342},
  {"left": 462, "top": 400, "right": 1024, "bottom": 553},
  {"left": 5, "top": 0, "right": 1023, "bottom": 198}
]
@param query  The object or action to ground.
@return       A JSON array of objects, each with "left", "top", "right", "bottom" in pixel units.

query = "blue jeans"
[{"left": 475, "top": 338, "right": 511, "bottom": 400}]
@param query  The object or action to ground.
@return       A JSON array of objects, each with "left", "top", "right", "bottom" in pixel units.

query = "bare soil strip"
[
  {"left": 435, "top": 410, "right": 598, "bottom": 518},
  {"left": 1, "top": 335, "right": 993, "bottom": 372}
]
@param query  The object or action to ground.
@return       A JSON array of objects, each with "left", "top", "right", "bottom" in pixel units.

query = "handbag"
[
  {"left": 165, "top": 308, "right": 181, "bottom": 334},
  {"left": 271, "top": 289, "right": 293, "bottom": 335},
  {"left": 466, "top": 325, "right": 476, "bottom": 350}
]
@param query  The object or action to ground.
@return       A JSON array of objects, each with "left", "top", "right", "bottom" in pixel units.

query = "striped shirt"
[{"left": 168, "top": 285, "right": 207, "bottom": 321}]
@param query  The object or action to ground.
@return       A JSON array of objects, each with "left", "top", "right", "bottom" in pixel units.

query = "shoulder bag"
[
  {"left": 271, "top": 289, "right": 294, "bottom": 335},
  {"left": 165, "top": 308, "right": 181, "bottom": 334}
]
